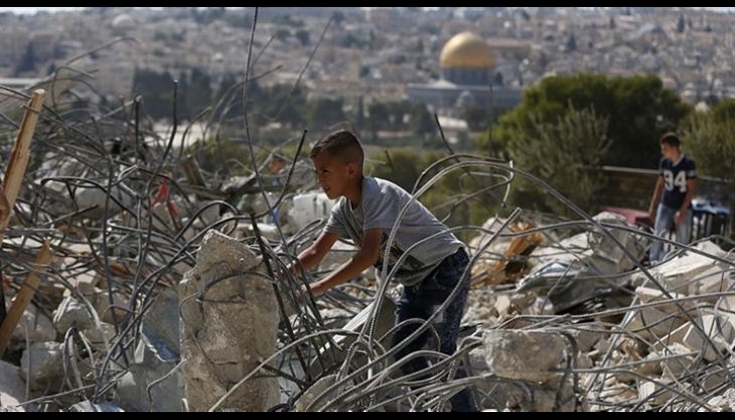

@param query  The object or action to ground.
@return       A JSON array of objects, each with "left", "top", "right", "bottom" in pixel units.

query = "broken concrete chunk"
[
  {"left": 658, "top": 343, "right": 696, "bottom": 380},
  {"left": 646, "top": 243, "right": 724, "bottom": 293},
  {"left": 690, "top": 265, "right": 733, "bottom": 297},
  {"left": 179, "top": 230, "right": 278, "bottom": 412},
  {"left": 651, "top": 320, "right": 698, "bottom": 353},
  {"left": 634, "top": 287, "right": 694, "bottom": 315},
  {"left": 117, "top": 338, "right": 184, "bottom": 412},
  {"left": 482, "top": 330, "right": 568, "bottom": 383},
  {"left": 638, "top": 380, "right": 680, "bottom": 407},
  {"left": 53, "top": 296, "right": 95, "bottom": 334},
  {"left": 707, "top": 388, "right": 735, "bottom": 412},
  {"left": 81, "top": 323, "right": 116, "bottom": 352},
  {"left": 20, "top": 342, "right": 64, "bottom": 391},
  {"left": 93, "top": 291, "right": 129, "bottom": 325},
  {"left": 681, "top": 314, "right": 735, "bottom": 362},
  {"left": 0, "top": 361, "right": 25, "bottom": 411},
  {"left": 622, "top": 307, "right": 687, "bottom": 342},
  {"left": 12, "top": 303, "right": 56, "bottom": 343}
]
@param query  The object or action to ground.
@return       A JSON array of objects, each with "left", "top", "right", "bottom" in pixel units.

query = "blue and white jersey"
[{"left": 659, "top": 155, "right": 696, "bottom": 210}]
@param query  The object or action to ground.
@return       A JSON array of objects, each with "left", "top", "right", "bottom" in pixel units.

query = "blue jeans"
[
  {"left": 392, "top": 248, "right": 477, "bottom": 412},
  {"left": 650, "top": 204, "right": 692, "bottom": 263}
]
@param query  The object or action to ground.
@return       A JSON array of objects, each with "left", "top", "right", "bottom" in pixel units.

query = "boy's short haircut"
[
  {"left": 310, "top": 130, "right": 364, "bottom": 167},
  {"left": 660, "top": 132, "right": 681, "bottom": 148}
]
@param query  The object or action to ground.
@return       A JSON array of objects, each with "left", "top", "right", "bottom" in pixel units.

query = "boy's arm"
[
  {"left": 648, "top": 175, "right": 664, "bottom": 222},
  {"left": 676, "top": 178, "right": 697, "bottom": 224},
  {"left": 292, "top": 231, "right": 340, "bottom": 275},
  {"left": 307, "top": 228, "right": 382, "bottom": 296}
]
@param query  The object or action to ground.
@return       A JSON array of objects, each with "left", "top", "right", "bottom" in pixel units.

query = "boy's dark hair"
[
  {"left": 310, "top": 129, "right": 364, "bottom": 167},
  {"left": 660, "top": 132, "right": 681, "bottom": 148}
]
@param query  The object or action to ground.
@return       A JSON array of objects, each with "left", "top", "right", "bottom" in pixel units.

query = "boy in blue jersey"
[
  {"left": 648, "top": 133, "right": 697, "bottom": 262},
  {"left": 290, "top": 130, "right": 476, "bottom": 411}
]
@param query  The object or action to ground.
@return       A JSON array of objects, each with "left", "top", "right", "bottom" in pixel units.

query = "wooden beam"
[
  {"left": 0, "top": 89, "right": 46, "bottom": 237},
  {"left": 0, "top": 240, "right": 54, "bottom": 356},
  {"left": 0, "top": 89, "right": 46, "bottom": 345}
]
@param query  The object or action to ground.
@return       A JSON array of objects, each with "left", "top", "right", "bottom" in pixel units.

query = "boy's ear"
[{"left": 346, "top": 162, "right": 358, "bottom": 178}]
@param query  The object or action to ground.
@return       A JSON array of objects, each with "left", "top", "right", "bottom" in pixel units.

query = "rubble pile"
[
  {"left": 466, "top": 212, "right": 735, "bottom": 411},
  {"left": 1, "top": 70, "right": 733, "bottom": 414}
]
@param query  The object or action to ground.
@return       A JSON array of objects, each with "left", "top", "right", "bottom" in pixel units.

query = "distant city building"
[{"left": 408, "top": 32, "right": 522, "bottom": 111}]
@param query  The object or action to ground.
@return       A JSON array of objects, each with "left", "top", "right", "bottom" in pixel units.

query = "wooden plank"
[
  {"left": 0, "top": 89, "right": 46, "bottom": 346},
  {"left": 0, "top": 240, "right": 54, "bottom": 355},
  {"left": 0, "top": 89, "right": 46, "bottom": 237}
]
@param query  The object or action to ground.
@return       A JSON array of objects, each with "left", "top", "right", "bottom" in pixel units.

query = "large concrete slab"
[{"left": 179, "top": 230, "right": 279, "bottom": 412}]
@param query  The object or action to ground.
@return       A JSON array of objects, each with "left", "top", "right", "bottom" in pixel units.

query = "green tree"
[
  {"left": 409, "top": 103, "right": 435, "bottom": 138},
  {"left": 133, "top": 68, "right": 177, "bottom": 120},
  {"left": 274, "top": 28, "right": 291, "bottom": 41},
  {"left": 367, "top": 102, "right": 390, "bottom": 138},
  {"left": 506, "top": 106, "right": 611, "bottom": 216},
  {"left": 682, "top": 99, "right": 735, "bottom": 181},
  {"left": 385, "top": 101, "right": 413, "bottom": 130},
  {"left": 682, "top": 99, "right": 735, "bottom": 234},
  {"left": 187, "top": 68, "right": 213, "bottom": 119},
  {"left": 14, "top": 43, "right": 36, "bottom": 75},
  {"left": 464, "top": 105, "right": 492, "bottom": 132},
  {"left": 676, "top": 14, "right": 686, "bottom": 33},
  {"left": 308, "top": 98, "right": 346, "bottom": 129},
  {"left": 486, "top": 73, "right": 691, "bottom": 169},
  {"left": 295, "top": 29, "right": 310, "bottom": 46}
]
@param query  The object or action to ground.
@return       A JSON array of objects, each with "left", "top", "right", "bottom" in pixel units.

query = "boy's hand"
[{"left": 675, "top": 210, "right": 687, "bottom": 225}]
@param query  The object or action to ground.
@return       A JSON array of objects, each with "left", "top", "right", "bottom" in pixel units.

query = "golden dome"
[{"left": 440, "top": 32, "right": 494, "bottom": 69}]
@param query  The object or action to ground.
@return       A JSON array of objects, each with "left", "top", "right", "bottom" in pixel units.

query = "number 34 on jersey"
[{"left": 663, "top": 170, "right": 687, "bottom": 193}]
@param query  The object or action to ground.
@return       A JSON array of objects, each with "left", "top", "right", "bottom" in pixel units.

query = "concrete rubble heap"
[
  {"left": 466, "top": 212, "right": 735, "bottom": 412},
  {"left": 1, "top": 68, "right": 733, "bottom": 413}
]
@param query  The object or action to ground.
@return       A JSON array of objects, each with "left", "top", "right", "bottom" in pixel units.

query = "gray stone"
[
  {"left": 681, "top": 314, "right": 735, "bottom": 362},
  {"left": 0, "top": 360, "right": 25, "bottom": 411},
  {"left": 142, "top": 289, "right": 180, "bottom": 358},
  {"left": 118, "top": 278, "right": 184, "bottom": 412},
  {"left": 93, "top": 291, "right": 129, "bottom": 325},
  {"left": 81, "top": 323, "right": 116, "bottom": 352},
  {"left": 644, "top": 241, "right": 726, "bottom": 293},
  {"left": 659, "top": 343, "right": 696, "bottom": 380},
  {"left": 707, "top": 388, "right": 735, "bottom": 412},
  {"left": 482, "top": 330, "right": 568, "bottom": 383},
  {"left": 12, "top": 303, "right": 56, "bottom": 343},
  {"left": 587, "top": 212, "right": 648, "bottom": 272},
  {"left": 179, "top": 230, "right": 279, "bottom": 412},
  {"left": 20, "top": 342, "right": 64, "bottom": 391},
  {"left": 117, "top": 337, "right": 184, "bottom": 413},
  {"left": 570, "top": 328, "right": 604, "bottom": 353},
  {"left": 294, "top": 374, "right": 339, "bottom": 412},
  {"left": 622, "top": 306, "right": 687, "bottom": 342},
  {"left": 638, "top": 380, "right": 680, "bottom": 407},
  {"left": 53, "top": 296, "right": 95, "bottom": 334}
]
